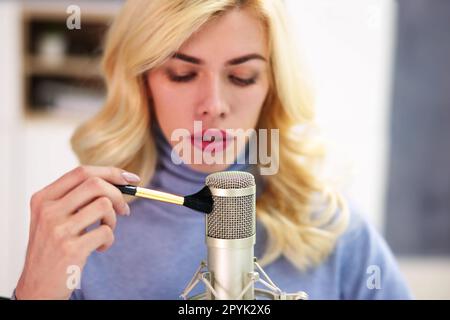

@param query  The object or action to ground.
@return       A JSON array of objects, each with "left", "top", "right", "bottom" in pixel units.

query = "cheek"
[
  {"left": 232, "top": 84, "right": 268, "bottom": 122},
  {"left": 148, "top": 73, "right": 195, "bottom": 129}
]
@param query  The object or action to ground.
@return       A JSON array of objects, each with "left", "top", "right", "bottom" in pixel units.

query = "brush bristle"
[{"left": 183, "top": 186, "right": 213, "bottom": 214}]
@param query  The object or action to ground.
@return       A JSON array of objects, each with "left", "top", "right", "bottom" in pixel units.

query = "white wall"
[
  {"left": 285, "top": 0, "right": 396, "bottom": 231},
  {"left": 0, "top": 1, "right": 22, "bottom": 298},
  {"left": 398, "top": 257, "right": 450, "bottom": 300}
]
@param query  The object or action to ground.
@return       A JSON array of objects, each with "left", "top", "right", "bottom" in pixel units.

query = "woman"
[{"left": 15, "top": 0, "right": 412, "bottom": 299}]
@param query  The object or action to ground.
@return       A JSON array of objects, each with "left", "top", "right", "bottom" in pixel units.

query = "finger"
[
  {"left": 38, "top": 166, "right": 140, "bottom": 202},
  {"left": 77, "top": 224, "right": 115, "bottom": 254},
  {"left": 68, "top": 196, "right": 117, "bottom": 236},
  {"left": 58, "top": 176, "right": 130, "bottom": 217}
]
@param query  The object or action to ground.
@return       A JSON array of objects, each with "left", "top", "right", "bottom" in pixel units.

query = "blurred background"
[{"left": 0, "top": 0, "right": 449, "bottom": 299}]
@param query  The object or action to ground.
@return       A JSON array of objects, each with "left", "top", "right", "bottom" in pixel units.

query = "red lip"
[{"left": 190, "top": 129, "right": 233, "bottom": 152}]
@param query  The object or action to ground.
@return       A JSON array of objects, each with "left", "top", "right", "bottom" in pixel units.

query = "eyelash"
[{"left": 167, "top": 72, "right": 257, "bottom": 87}]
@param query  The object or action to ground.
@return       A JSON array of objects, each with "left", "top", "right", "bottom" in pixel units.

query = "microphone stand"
[{"left": 180, "top": 258, "right": 308, "bottom": 300}]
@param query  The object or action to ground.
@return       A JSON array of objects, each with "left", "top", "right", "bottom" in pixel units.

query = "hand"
[{"left": 15, "top": 165, "right": 141, "bottom": 299}]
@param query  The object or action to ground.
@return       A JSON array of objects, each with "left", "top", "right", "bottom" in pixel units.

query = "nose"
[{"left": 196, "top": 74, "right": 229, "bottom": 120}]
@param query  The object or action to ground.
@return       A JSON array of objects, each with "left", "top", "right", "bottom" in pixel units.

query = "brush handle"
[
  {"left": 114, "top": 184, "right": 137, "bottom": 196},
  {"left": 114, "top": 184, "right": 184, "bottom": 206}
]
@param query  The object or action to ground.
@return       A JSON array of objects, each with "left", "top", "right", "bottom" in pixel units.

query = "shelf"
[
  {"left": 25, "top": 55, "right": 103, "bottom": 78},
  {"left": 24, "top": 106, "right": 101, "bottom": 124},
  {"left": 22, "top": 1, "right": 122, "bottom": 22},
  {"left": 21, "top": 1, "right": 119, "bottom": 120}
]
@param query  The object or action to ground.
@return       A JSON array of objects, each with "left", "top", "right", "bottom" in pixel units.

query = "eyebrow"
[{"left": 171, "top": 52, "right": 266, "bottom": 65}]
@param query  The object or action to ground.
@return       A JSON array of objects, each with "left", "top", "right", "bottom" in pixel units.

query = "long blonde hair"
[{"left": 71, "top": 0, "right": 349, "bottom": 271}]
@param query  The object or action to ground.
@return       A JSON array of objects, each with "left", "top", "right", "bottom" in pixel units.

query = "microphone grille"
[
  {"left": 205, "top": 171, "right": 256, "bottom": 239},
  {"left": 205, "top": 171, "right": 255, "bottom": 189}
]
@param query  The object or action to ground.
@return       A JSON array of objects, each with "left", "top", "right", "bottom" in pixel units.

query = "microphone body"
[{"left": 206, "top": 235, "right": 255, "bottom": 299}]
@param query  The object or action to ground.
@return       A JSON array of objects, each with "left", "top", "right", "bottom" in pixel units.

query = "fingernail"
[
  {"left": 122, "top": 203, "right": 131, "bottom": 216},
  {"left": 122, "top": 172, "right": 141, "bottom": 184}
]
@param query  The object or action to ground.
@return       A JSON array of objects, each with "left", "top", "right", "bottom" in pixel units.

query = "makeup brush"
[{"left": 114, "top": 184, "right": 213, "bottom": 214}]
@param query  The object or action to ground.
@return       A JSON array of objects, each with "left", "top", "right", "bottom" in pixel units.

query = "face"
[{"left": 147, "top": 8, "right": 270, "bottom": 173}]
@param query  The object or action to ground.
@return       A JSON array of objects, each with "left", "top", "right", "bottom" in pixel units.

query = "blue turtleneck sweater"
[{"left": 70, "top": 127, "right": 412, "bottom": 300}]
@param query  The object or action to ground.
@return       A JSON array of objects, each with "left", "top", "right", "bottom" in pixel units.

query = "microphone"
[{"left": 180, "top": 171, "right": 308, "bottom": 300}]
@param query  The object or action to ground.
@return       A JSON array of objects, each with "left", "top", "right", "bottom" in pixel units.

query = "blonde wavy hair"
[{"left": 71, "top": 0, "right": 349, "bottom": 271}]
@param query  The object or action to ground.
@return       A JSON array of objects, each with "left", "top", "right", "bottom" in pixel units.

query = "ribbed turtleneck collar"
[{"left": 149, "top": 123, "right": 264, "bottom": 197}]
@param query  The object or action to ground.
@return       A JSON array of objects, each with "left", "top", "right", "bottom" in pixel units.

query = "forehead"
[{"left": 177, "top": 8, "right": 268, "bottom": 62}]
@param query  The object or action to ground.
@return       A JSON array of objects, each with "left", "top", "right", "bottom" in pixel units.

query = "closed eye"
[
  {"left": 168, "top": 72, "right": 197, "bottom": 82},
  {"left": 229, "top": 75, "right": 257, "bottom": 87},
  {"left": 167, "top": 70, "right": 257, "bottom": 87}
]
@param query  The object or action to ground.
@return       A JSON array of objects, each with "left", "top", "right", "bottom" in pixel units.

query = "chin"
[{"left": 187, "top": 163, "right": 232, "bottom": 174}]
